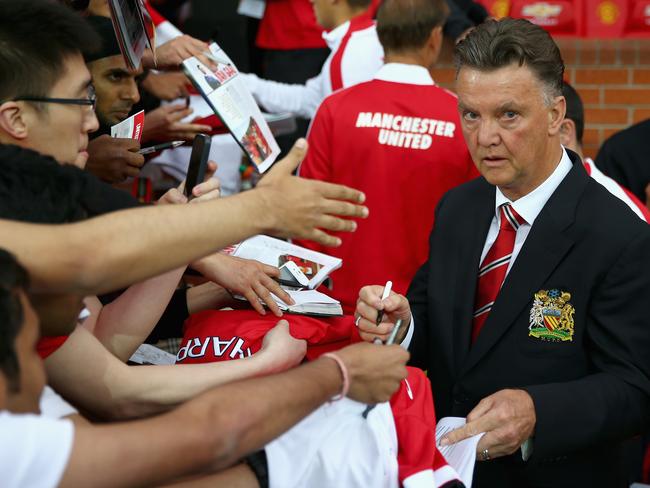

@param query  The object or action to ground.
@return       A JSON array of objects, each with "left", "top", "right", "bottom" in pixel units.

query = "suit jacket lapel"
[
  {"left": 459, "top": 151, "right": 589, "bottom": 377},
  {"left": 449, "top": 180, "right": 494, "bottom": 375}
]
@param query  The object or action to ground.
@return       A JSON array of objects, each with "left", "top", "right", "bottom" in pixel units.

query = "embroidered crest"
[{"left": 529, "top": 289, "right": 575, "bottom": 342}]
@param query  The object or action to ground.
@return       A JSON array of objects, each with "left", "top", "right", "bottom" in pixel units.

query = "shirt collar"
[
  {"left": 374, "top": 63, "right": 434, "bottom": 85},
  {"left": 322, "top": 20, "right": 351, "bottom": 49},
  {"left": 494, "top": 146, "right": 573, "bottom": 226}
]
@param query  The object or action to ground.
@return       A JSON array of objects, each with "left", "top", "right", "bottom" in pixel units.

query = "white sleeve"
[
  {"left": 0, "top": 412, "right": 74, "bottom": 488},
  {"left": 400, "top": 314, "right": 415, "bottom": 350},
  {"left": 39, "top": 385, "right": 78, "bottom": 419},
  {"left": 239, "top": 72, "right": 324, "bottom": 119}
]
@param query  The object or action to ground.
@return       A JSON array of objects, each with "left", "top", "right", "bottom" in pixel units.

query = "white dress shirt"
[
  {"left": 240, "top": 19, "right": 383, "bottom": 119},
  {"left": 402, "top": 147, "right": 574, "bottom": 350}
]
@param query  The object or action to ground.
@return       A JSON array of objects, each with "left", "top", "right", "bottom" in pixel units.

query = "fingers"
[
  {"left": 314, "top": 215, "right": 358, "bottom": 233},
  {"left": 260, "top": 263, "right": 280, "bottom": 278},
  {"left": 254, "top": 282, "right": 283, "bottom": 317},
  {"left": 312, "top": 180, "right": 366, "bottom": 204},
  {"left": 261, "top": 275, "right": 293, "bottom": 305},
  {"left": 242, "top": 289, "right": 267, "bottom": 316},
  {"left": 305, "top": 228, "right": 342, "bottom": 247},
  {"left": 264, "top": 138, "right": 308, "bottom": 179},
  {"left": 466, "top": 396, "right": 494, "bottom": 423},
  {"left": 192, "top": 177, "right": 221, "bottom": 202},
  {"left": 204, "top": 160, "right": 218, "bottom": 180},
  {"left": 318, "top": 199, "right": 369, "bottom": 219},
  {"left": 124, "top": 165, "right": 142, "bottom": 179}
]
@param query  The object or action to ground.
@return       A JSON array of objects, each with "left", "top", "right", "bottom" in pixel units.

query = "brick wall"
[{"left": 432, "top": 38, "right": 650, "bottom": 159}]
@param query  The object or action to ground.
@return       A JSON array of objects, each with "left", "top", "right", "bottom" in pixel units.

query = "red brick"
[
  {"left": 640, "top": 47, "right": 650, "bottom": 65},
  {"left": 580, "top": 48, "right": 598, "bottom": 65},
  {"left": 599, "top": 45, "right": 619, "bottom": 65},
  {"left": 560, "top": 45, "right": 578, "bottom": 64},
  {"left": 575, "top": 68, "right": 628, "bottom": 84},
  {"left": 583, "top": 128, "right": 601, "bottom": 145},
  {"left": 584, "top": 108, "right": 629, "bottom": 124},
  {"left": 604, "top": 88, "right": 650, "bottom": 104},
  {"left": 563, "top": 68, "right": 575, "bottom": 84},
  {"left": 603, "top": 127, "right": 624, "bottom": 140},
  {"left": 432, "top": 68, "right": 456, "bottom": 84},
  {"left": 583, "top": 144, "right": 600, "bottom": 160},
  {"left": 576, "top": 87, "right": 600, "bottom": 104},
  {"left": 620, "top": 44, "right": 638, "bottom": 65},
  {"left": 633, "top": 108, "right": 650, "bottom": 123},
  {"left": 633, "top": 69, "right": 650, "bottom": 84}
]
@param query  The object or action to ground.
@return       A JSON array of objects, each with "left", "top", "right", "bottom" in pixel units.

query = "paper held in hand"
[
  {"left": 182, "top": 43, "right": 280, "bottom": 173},
  {"left": 436, "top": 417, "right": 485, "bottom": 488},
  {"left": 111, "top": 110, "right": 145, "bottom": 140},
  {"left": 270, "top": 289, "right": 343, "bottom": 317},
  {"left": 230, "top": 235, "right": 342, "bottom": 290}
]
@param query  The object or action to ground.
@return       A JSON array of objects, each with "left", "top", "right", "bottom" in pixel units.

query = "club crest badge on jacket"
[{"left": 529, "top": 289, "right": 575, "bottom": 342}]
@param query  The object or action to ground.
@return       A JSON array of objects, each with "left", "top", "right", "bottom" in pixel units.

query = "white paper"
[
  {"left": 110, "top": 109, "right": 145, "bottom": 139},
  {"left": 238, "top": 0, "right": 266, "bottom": 19},
  {"left": 129, "top": 344, "right": 176, "bottom": 365},
  {"left": 182, "top": 43, "right": 279, "bottom": 172},
  {"left": 436, "top": 417, "right": 485, "bottom": 488},
  {"left": 231, "top": 235, "right": 342, "bottom": 289}
]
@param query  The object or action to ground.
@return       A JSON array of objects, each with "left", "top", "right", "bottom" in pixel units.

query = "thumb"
[{"left": 266, "top": 138, "right": 308, "bottom": 179}]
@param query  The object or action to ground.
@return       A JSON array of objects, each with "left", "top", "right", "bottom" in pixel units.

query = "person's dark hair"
[
  {"left": 0, "top": 144, "right": 89, "bottom": 224},
  {"left": 84, "top": 15, "right": 122, "bottom": 64},
  {"left": 454, "top": 18, "right": 564, "bottom": 102},
  {"left": 0, "top": 0, "right": 99, "bottom": 103},
  {"left": 562, "top": 81, "right": 584, "bottom": 146},
  {"left": 348, "top": 0, "right": 372, "bottom": 9},
  {"left": 0, "top": 249, "right": 29, "bottom": 392},
  {"left": 377, "top": 0, "right": 449, "bottom": 54}
]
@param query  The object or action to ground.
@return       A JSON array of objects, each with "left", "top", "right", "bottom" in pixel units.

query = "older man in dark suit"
[{"left": 355, "top": 18, "right": 650, "bottom": 488}]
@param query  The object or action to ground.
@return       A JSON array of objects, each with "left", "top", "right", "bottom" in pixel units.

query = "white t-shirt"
[
  {"left": 0, "top": 411, "right": 74, "bottom": 488},
  {"left": 39, "top": 386, "right": 78, "bottom": 420}
]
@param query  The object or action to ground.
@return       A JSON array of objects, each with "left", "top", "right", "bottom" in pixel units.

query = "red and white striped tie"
[{"left": 471, "top": 203, "right": 526, "bottom": 342}]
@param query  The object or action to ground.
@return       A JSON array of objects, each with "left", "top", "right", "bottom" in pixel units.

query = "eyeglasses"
[{"left": 13, "top": 85, "right": 97, "bottom": 111}]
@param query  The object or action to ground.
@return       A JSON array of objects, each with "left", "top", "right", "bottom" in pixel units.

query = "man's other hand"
[
  {"left": 142, "top": 105, "right": 211, "bottom": 143},
  {"left": 439, "top": 389, "right": 536, "bottom": 460},
  {"left": 86, "top": 135, "right": 145, "bottom": 183},
  {"left": 257, "top": 320, "right": 307, "bottom": 373},
  {"left": 335, "top": 342, "right": 409, "bottom": 404},
  {"left": 158, "top": 161, "right": 220, "bottom": 205},
  {"left": 191, "top": 254, "right": 294, "bottom": 317},
  {"left": 257, "top": 139, "right": 369, "bottom": 248},
  {"left": 141, "top": 72, "right": 190, "bottom": 101},
  {"left": 143, "top": 35, "right": 217, "bottom": 70},
  {"left": 355, "top": 285, "right": 411, "bottom": 344}
]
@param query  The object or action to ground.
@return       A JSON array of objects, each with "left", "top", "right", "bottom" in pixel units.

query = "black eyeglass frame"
[{"left": 12, "top": 85, "right": 97, "bottom": 111}]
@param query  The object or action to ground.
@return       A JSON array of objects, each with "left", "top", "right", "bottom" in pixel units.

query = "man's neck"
[{"left": 332, "top": 6, "right": 368, "bottom": 29}]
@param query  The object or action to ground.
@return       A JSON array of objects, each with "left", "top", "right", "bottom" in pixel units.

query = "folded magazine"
[{"left": 182, "top": 43, "right": 280, "bottom": 173}]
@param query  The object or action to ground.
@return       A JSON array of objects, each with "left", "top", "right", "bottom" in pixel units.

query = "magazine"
[
  {"left": 110, "top": 110, "right": 145, "bottom": 140},
  {"left": 269, "top": 289, "right": 343, "bottom": 317},
  {"left": 108, "top": 0, "right": 154, "bottom": 70},
  {"left": 231, "top": 235, "right": 342, "bottom": 289},
  {"left": 182, "top": 43, "right": 280, "bottom": 173}
]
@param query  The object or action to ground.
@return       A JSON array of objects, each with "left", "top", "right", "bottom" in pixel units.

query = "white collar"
[
  {"left": 494, "top": 146, "right": 573, "bottom": 225},
  {"left": 322, "top": 20, "right": 351, "bottom": 49},
  {"left": 374, "top": 63, "right": 434, "bottom": 85}
]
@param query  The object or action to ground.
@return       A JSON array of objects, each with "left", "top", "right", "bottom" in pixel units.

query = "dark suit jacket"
[{"left": 407, "top": 151, "right": 650, "bottom": 487}]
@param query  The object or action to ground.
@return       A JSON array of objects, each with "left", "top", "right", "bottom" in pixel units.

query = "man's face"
[
  {"left": 5, "top": 291, "right": 46, "bottom": 414},
  {"left": 20, "top": 53, "right": 100, "bottom": 168},
  {"left": 456, "top": 64, "right": 565, "bottom": 200},
  {"left": 310, "top": 0, "right": 336, "bottom": 30},
  {"left": 88, "top": 54, "right": 143, "bottom": 127}
]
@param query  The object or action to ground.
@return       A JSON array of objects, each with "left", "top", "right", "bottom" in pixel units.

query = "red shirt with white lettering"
[{"left": 297, "top": 67, "right": 477, "bottom": 313}]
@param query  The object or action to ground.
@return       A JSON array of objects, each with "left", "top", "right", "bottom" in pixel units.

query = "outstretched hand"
[{"left": 257, "top": 139, "right": 369, "bottom": 248}]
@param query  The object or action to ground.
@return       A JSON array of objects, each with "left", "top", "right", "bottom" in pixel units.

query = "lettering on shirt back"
[
  {"left": 176, "top": 336, "right": 253, "bottom": 362},
  {"left": 355, "top": 112, "right": 456, "bottom": 149}
]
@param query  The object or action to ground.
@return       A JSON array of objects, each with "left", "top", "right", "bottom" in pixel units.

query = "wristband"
[{"left": 322, "top": 352, "right": 349, "bottom": 401}]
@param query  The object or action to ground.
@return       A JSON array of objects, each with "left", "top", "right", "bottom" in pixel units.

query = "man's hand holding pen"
[{"left": 355, "top": 284, "right": 412, "bottom": 345}]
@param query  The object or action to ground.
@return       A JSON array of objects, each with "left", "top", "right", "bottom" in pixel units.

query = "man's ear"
[
  {"left": 0, "top": 102, "right": 29, "bottom": 141},
  {"left": 547, "top": 95, "right": 566, "bottom": 136},
  {"left": 427, "top": 26, "right": 444, "bottom": 66},
  {"left": 558, "top": 118, "right": 575, "bottom": 148}
]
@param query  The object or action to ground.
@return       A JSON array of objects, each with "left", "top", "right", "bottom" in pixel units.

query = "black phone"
[{"left": 184, "top": 133, "right": 211, "bottom": 199}]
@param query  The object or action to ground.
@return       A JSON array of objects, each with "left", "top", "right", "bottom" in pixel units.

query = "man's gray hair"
[{"left": 454, "top": 18, "right": 564, "bottom": 105}]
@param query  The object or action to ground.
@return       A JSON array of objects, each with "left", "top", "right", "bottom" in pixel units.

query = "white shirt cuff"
[{"left": 400, "top": 314, "right": 414, "bottom": 350}]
